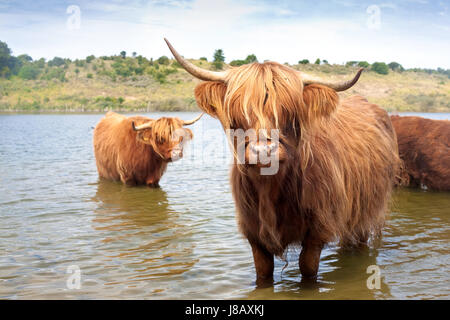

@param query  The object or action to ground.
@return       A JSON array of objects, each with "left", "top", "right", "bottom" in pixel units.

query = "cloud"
[{"left": 0, "top": 0, "right": 448, "bottom": 69}]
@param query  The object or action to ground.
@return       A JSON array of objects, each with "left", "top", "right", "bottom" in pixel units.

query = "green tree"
[
  {"left": 18, "top": 65, "right": 40, "bottom": 80},
  {"left": 86, "top": 55, "right": 95, "bottom": 63},
  {"left": 388, "top": 62, "right": 404, "bottom": 72},
  {"left": 34, "top": 58, "right": 46, "bottom": 69},
  {"left": 298, "top": 59, "right": 309, "bottom": 64},
  {"left": 346, "top": 61, "right": 358, "bottom": 67},
  {"left": 157, "top": 55, "right": 170, "bottom": 65},
  {"left": 0, "top": 41, "right": 20, "bottom": 77},
  {"left": 74, "top": 59, "right": 85, "bottom": 67},
  {"left": 213, "top": 49, "right": 225, "bottom": 70},
  {"left": 229, "top": 54, "right": 258, "bottom": 67},
  {"left": 17, "top": 54, "right": 32, "bottom": 63},
  {"left": 358, "top": 61, "right": 370, "bottom": 68},
  {"left": 199, "top": 57, "right": 208, "bottom": 61},
  {"left": 314, "top": 58, "right": 321, "bottom": 65},
  {"left": 48, "top": 57, "right": 66, "bottom": 67},
  {"left": 120, "top": 51, "right": 126, "bottom": 59},
  {"left": 245, "top": 54, "right": 257, "bottom": 63},
  {"left": 371, "top": 62, "right": 389, "bottom": 75}
]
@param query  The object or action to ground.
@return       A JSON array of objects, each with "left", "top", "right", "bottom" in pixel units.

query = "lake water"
[{"left": 0, "top": 112, "right": 449, "bottom": 299}]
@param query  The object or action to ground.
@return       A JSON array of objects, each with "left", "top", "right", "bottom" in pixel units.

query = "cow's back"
[
  {"left": 391, "top": 115, "right": 450, "bottom": 191},
  {"left": 93, "top": 112, "right": 128, "bottom": 181}
]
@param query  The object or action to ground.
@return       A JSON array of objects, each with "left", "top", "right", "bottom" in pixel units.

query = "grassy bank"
[{"left": 1, "top": 57, "right": 449, "bottom": 113}]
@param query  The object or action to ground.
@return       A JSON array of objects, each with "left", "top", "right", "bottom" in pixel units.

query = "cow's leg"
[
  {"left": 249, "top": 240, "right": 274, "bottom": 286},
  {"left": 146, "top": 177, "right": 160, "bottom": 188},
  {"left": 299, "top": 232, "right": 323, "bottom": 279},
  {"left": 120, "top": 174, "right": 136, "bottom": 186}
]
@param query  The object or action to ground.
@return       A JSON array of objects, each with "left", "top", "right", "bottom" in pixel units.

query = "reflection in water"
[
  {"left": 246, "top": 188, "right": 449, "bottom": 299},
  {"left": 91, "top": 180, "right": 197, "bottom": 287},
  {"left": 246, "top": 246, "right": 391, "bottom": 299}
]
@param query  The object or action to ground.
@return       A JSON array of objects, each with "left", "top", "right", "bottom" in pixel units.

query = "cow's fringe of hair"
[
  {"left": 136, "top": 117, "right": 192, "bottom": 158},
  {"left": 195, "top": 62, "right": 401, "bottom": 256}
]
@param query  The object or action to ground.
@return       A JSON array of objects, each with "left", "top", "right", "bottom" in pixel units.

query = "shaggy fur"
[
  {"left": 194, "top": 62, "right": 401, "bottom": 280},
  {"left": 391, "top": 115, "right": 450, "bottom": 191},
  {"left": 93, "top": 112, "right": 193, "bottom": 187}
]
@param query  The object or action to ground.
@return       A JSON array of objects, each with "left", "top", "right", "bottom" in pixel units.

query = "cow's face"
[
  {"left": 163, "top": 38, "right": 362, "bottom": 171},
  {"left": 135, "top": 117, "right": 195, "bottom": 162},
  {"left": 194, "top": 62, "right": 339, "bottom": 169}
]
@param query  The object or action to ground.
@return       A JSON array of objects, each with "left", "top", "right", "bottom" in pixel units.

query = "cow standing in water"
[
  {"left": 165, "top": 38, "right": 401, "bottom": 283},
  {"left": 391, "top": 115, "right": 450, "bottom": 191},
  {"left": 93, "top": 111, "right": 202, "bottom": 187}
]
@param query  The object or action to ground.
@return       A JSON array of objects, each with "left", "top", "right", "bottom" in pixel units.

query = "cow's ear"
[
  {"left": 302, "top": 84, "right": 339, "bottom": 118},
  {"left": 194, "top": 81, "right": 227, "bottom": 118}
]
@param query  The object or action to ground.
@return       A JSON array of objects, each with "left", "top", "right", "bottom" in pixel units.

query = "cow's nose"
[
  {"left": 171, "top": 148, "right": 183, "bottom": 160},
  {"left": 249, "top": 142, "right": 277, "bottom": 153},
  {"left": 248, "top": 141, "right": 277, "bottom": 155}
]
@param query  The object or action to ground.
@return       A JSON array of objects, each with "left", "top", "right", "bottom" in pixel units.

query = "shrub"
[
  {"left": 41, "top": 68, "right": 66, "bottom": 81},
  {"left": 18, "top": 65, "right": 41, "bottom": 79},
  {"left": 154, "top": 71, "right": 166, "bottom": 84},
  {"left": 388, "top": 62, "right": 404, "bottom": 72},
  {"left": 157, "top": 56, "right": 170, "bottom": 65},
  {"left": 245, "top": 54, "right": 257, "bottom": 63},
  {"left": 358, "top": 61, "right": 370, "bottom": 68},
  {"left": 74, "top": 59, "right": 85, "bottom": 67},
  {"left": 371, "top": 62, "right": 389, "bottom": 75},
  {"left": 298, "top": 59, "right": 309, "bottom": 64},
  {"left": 213, "top": 49, "right": 225, "bottom": 70},
  {"left": 229, "top": 59, "right": 246, "bottom": 66},
  {"left": 48, "top": 57, "right": 66, "bottom": 67},
  {"left": 314, "top": 58, "right": 321, "bottom": 65},
  {"left": 86, "top": 55, "right": 95, "bottom": 63}
]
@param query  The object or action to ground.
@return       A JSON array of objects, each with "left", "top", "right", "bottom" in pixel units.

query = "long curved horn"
[
  {"left": 164, "top": 38, "right": 227, "bottom": 82},
  {"left": 183, "top": 113, "right": 204, "bottom": 125},
  {"left": 132, "top": 120, "right": 153, "bottom": 131},
  {"left": 299, "top": 68, "right": 364, "bottom": 92}
]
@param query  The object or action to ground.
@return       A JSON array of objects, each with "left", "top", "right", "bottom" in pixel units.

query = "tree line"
[{"left": 1, "top": 40, "right": 449, "bottom": 81}]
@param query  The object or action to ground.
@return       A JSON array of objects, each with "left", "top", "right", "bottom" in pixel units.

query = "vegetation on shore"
[{"left": 1, "top": 41, "right": 449, "bottom": 113}]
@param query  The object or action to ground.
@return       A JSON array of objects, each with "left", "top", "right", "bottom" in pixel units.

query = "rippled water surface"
[{"left": 0, "top": 112, "right": 449, "bottom": 299}]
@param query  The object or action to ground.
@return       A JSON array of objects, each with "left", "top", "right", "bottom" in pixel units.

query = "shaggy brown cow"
[
  {"left": 391, "top": 115, "right": 450, "bottom": 191},
  {"left": 165, "top": 39, "right": 401, "bottom": 283},
  {"left": 93, "top": 111, "right": 202, "bottom": 187}
]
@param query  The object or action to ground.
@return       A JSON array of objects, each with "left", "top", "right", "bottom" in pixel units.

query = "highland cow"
[
  {"left": 93, "top": 111, "right": 202, "bottom": 187},
  {"left": 165, "top": 38, "right": 401, "bottom": 283},
  {"left": 391, "top": 115, "right": 450, "bottom": 191}
]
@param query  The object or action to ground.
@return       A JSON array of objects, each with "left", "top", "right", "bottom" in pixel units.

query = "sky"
[{"left": 0, "top": 0, "right": 449, "bottom": 69}]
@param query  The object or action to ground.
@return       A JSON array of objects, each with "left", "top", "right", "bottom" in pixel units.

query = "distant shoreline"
[{"left": 1, "top": 110, "right": 449, "bottom": 117}]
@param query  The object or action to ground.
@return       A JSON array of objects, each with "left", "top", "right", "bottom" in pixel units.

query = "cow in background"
[
  {"left": 391, "top": 115, "right": 450, "bottom": 191},
  {"left": 93, "top": 111, "right": 202, "bottom": 187}
]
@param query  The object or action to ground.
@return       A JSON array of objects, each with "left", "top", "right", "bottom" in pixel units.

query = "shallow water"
[{"left": 0, "top": 112, "right": 448, "bottom": 299}]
